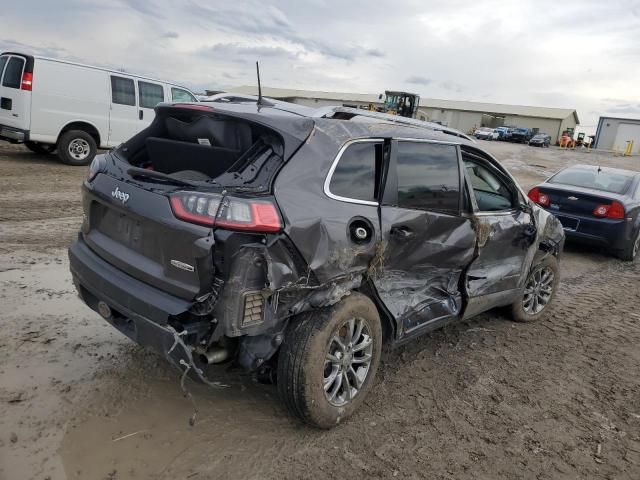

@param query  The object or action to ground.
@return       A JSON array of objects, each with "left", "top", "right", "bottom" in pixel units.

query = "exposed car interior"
[{"left": 119, "top": 111, "right": 285, "bottom": 189}]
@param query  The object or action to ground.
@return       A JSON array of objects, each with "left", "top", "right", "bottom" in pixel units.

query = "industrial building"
[
  {"left": 593, "top": 116, "right": 640, "bottom": 153},
  {"left": 229, "top": 86, "right": 579, "bottom": 141}
]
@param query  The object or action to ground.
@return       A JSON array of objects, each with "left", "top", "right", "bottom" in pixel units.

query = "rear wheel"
[
  {"left": 57, "top": 130, "right": 96, "bottom": 166},
  {"left": 618, "top": 229, "right": 640, "bottom": 261},
  {"left": 510, "top": 255, "right": 559, "bottom": 322},
  {"left": 25, "top": 141, "right": 56, "bottom": 155},
  {"left": 277, "top": 292, "right": 382, "bottom": 429}
]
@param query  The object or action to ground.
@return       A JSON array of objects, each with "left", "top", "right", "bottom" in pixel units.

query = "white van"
[{"left": 0, "top": 52, "right": 197, "bottom": 165}]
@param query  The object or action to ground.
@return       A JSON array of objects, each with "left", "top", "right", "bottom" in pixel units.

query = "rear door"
[
  {"left": 462, "top": 156, "right": 533, "bottom": 317},
  {"left": 137, "top": 80, "right": 164, "bottom": 128},
  {"left": 374, "top": 140, "right": 477, "bottom": 338},
  {"left": 0, "top": 53, "right": 32, "bottom": 131},
  {"left": 108, "top": 74, "right": 138, "bottom": 146}
]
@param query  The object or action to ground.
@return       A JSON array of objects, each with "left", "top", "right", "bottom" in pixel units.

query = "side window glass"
[
  {"left": 396, "top": 142, "right": 460, "bottom": 213},
  {"left": 110, "top": 76, "right": 135, "bottom": 106},
  {"left": 171, "top": 87, "right": 196, "bottom": 102},
  {"left": 138, "top": 81, "right": 164, "bottom": 108},
  {"left": 2, "top": 57, "right": 25, "bottom": 89},
  {"left": 329, "top": 142, "right": 379, "bottom": 203},
  {"left": 0, "top": 56, "right": 9, "bottom": 83},
  {"left": 464, "top": 160, "right": 514, "bottom": 211}
]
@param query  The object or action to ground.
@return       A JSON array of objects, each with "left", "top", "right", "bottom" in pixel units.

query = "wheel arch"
[{"left": 57, "top": 121, "right": 101, "bottom": 147}]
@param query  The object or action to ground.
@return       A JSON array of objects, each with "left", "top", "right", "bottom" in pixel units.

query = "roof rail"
[{"left": 315, "top": 106, "right": 475, "bottom": 143}]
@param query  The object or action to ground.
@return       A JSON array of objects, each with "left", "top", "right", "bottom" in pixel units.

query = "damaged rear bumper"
[{"left": 69, "top": 235, "right": 209, "bottom": 376}]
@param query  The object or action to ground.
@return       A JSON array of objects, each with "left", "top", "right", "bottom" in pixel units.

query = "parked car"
[
  {"left": 69, "top": 100, "right": 565, "bottom": 428},
  {"left": 528, "top": 164, "right": 640, "bottom": 260},
  {"left": 474, "top": 126, "right": 498, "bottom": 140},
  {"left": 529, "top": 133, "right": 551, "bottom": 147},
  {"left": 509, "top": 127, "right": 535, "bottom": 143},
  {"left": 494, "top": 126, "right": 510, "bottom": 140},
  {"left": 0, "top": 51, "right": 197, "bottom": 165}
]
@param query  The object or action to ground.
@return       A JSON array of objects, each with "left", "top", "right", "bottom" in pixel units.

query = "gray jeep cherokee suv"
[{"left": 69, "top": 101, "right": 564, "bottom": 428}]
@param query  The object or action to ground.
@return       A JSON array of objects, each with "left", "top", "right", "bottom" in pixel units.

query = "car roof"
[{"left": 164, "top": 101, "right": 476, "bottom": 146}]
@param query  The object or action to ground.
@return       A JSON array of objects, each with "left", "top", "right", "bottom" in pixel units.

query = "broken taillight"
[
  {"left": 527, "top": 187, "right": 550, "bottom": 207},
  {"left": 169, "top": 192, "right": 282, "bottom": 232},
  {"left": 593, "top": 201, "right": 625, "bottom": 219}
]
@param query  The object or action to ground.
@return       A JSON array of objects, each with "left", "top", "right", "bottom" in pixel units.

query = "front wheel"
[
  {"left": 57, "top": 130, "right": 97, "bottom": 166},
  {"left": 277, "top": 292, "right": 382, "bottom": 429},
  {"left": 510, "top": 255, "right": 559, "bottom": 322}
]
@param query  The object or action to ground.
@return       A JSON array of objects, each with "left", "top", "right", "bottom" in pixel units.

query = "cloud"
[
  {"left": 440, "top": 80, "right": 464, "bottom": 93},
  {"left": 0, "top": 0, "right": 638, "bottom": 133},
  {"left": 0, "top": 38, "right": 72, "bottom": 59},
  {"left": 406, "top": 75, "right": 432, "bottom": 85},
  {"left": 121, "top": 0, "right": 164, "bottom": 18},
  {"left": 199, "top": 43, "right": 298, "bottom": 60},
  {"left": 607, "top": 104, "right": 640, "bottom": 115}
]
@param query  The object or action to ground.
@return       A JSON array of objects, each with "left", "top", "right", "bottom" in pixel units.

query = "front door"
[
  {"left": 108, "top": 75, "right": 138, "bottom": 146},
  {"left": 462, "top": 155, "right": 534, "bottom": 317},
  {"left": 137, "top": 80, "right": 164, "bottom": 129},
  {"left": 374, "top": 140, "right": 477, "bottom": 338}
]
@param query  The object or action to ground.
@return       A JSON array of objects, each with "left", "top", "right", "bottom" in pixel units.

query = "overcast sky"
[{"left": 2, "top": 0, "right": 639, "bottom": 132}]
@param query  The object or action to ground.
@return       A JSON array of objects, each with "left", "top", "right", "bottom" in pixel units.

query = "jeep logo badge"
[{"left": 112, "top": 187, "right": 130, "bottom": 204}]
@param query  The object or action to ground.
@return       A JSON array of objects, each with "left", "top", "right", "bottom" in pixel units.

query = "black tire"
[
  {"left": 510, "top": 255, "right": 559, "bottom": 323},
  {"left": 57, "top": 130, "right": 97, "bottom": 166},
  {"left": 277, "top": 292, "right": 382, "bottom": 429},
  {"left": 617, "top": 229, "right": 640, "bottom": 261},
  {"left": 24, "top": 141, "right": 55, "bottom": 155}
]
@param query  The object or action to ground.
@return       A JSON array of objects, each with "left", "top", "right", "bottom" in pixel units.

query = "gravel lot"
[{"left": 0, "top": 140, "right": 639, "bottom": 480}]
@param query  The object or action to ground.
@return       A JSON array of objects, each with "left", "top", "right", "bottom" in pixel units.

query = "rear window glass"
[
  {"left": 138, "top": 81, "right": 164, "bottom": 108},
  {"left": 329, "top": 142, "right": 379, "bottom": 203},
  {"left": 171, "top": 87, "right": 196, "bottom": 102},
  {"left": 549, "top": 168, "right": 633, "bottom": 194},
  {"left": 397, "top": 142, "right": 460, "bottom": 213},
  {"left": 2, "top": 57, "right": 24, "bottom": 89},
  {"left": 0, "top": 56, "right": 8, "bottom": 80},
  {"left": 110, "top": 76, "right": 135, "bottom": 106}
]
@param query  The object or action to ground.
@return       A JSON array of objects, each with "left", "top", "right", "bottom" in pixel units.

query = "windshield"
[
  {"left": 548, "top": 167, "right": 634, "bottom": 194},
  {"left": 479, "top": 127, "right": 492, "bottom": 132},
  {"left": 532, "top": 134, "right": 546, "bottom": 139}
]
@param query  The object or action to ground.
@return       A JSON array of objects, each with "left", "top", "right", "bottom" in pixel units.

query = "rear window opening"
[{"left": 117, "top": 109, "right": 285, "bottom": 193}]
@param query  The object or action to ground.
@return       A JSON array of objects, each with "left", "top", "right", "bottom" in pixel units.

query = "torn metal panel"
[
  {"left": 374, "top": 207, "right": 477, "bottom": 336},
  {"left": 273, "top": 124, "right": 380, "bottom": 283}
]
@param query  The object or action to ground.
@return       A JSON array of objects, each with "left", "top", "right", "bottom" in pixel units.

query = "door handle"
[
  {"left": 139, "top": 109, "right": 143, "bottom": 120},
  {"left": 390, "top": 226, "right": 414, "bottom": 239}
]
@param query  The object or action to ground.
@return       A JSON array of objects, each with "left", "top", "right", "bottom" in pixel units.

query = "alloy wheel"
[
  {"left": 523, "top": 266, "right": 555, "bottom": 315},
  {"left": 323, "top": 317, "right": 373, "bottom": 407}
]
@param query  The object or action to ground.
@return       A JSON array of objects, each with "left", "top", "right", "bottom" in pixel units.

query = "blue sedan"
[{"left": 528, "top": 164, "right": 640, "bottom": 260}]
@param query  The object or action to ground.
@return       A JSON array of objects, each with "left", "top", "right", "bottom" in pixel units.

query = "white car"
[
  {"left": 0, "top": 52, "right": 197, "bottom": 165},
  {"left": 474, "top": 127, "right": 498, "bottom": 141}
]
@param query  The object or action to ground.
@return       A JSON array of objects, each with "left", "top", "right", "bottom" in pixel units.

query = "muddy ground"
[{"left": 0, "top": 141, "right": 639, "bottom": 480}]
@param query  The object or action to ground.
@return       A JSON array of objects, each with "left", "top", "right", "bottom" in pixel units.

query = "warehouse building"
[
  {"left": 229, "top": 86, "right": 579, "bottom": 141},
  {"left": 593, "top": 116, "right": 640, "bottom": 153}
]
